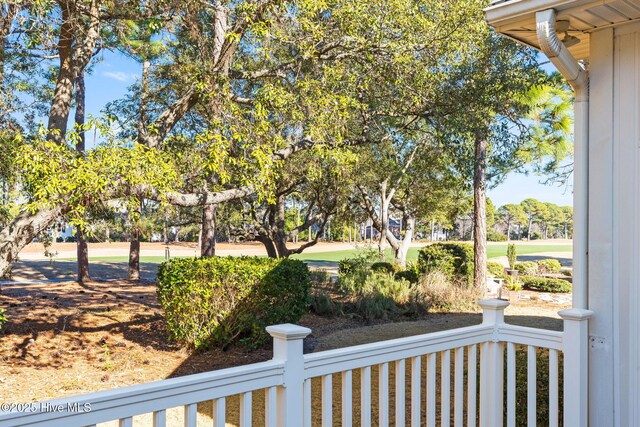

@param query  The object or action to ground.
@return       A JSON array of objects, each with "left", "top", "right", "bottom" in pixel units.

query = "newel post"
[
  {"left": 559, "top": 308, "right": 593, "bottom": 427},
  {"left": 266, "top": 324, "right": 311, "bottom": 427},
  {"left": 478, "top": 299, "right": 509, "bottom": 427}
]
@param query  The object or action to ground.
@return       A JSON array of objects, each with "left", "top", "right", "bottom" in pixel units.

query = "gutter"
[
  {"left": 486, "top": 0, "right": 600, "bottom": 28},
  {"left": 536, "top": 9, "right": 589, "bottom": 310}
]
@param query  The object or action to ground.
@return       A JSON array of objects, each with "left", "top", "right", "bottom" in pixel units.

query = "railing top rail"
[
  {"left": 498, "top": 323, "right": 564, "bottom": 350},
  {"left": 304, "top": 324, "right": 494, "bottom": 378},
  {"left": 0, "top": 360, "right": 284, "bottom": 427}
]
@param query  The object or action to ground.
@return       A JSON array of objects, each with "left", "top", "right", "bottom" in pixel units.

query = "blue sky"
[{"left": 83, "top": 51, "right": 574, "bottom": 208}]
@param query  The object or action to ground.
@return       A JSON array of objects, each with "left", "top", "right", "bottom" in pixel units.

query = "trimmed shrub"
[
  {"left": 371, "top": 262, "right": 399, "bottom": 274},
  {"left": 417, "top": 243, "right": 474, "bottom": 285},
  {"left": 560, "top": 268, "right": 573, "bottom": 277},
  {"left": 515, "top": 261, "right": 538, "bottom": 276},
  {"left": 538, "top": 258, "right": 562, "bottom": 273},
  {"left": 487, "top": 231, "right": 507, "bottom": 242},
  {"left": 520, "top": 276, "right": 572, "bottom": 293},
  {"left": 157, "top": 256, "right": 311, "bottom": 350},
  {"left": 338, "top": 250, "right": 378, "bottom": 275},
  {"left": 487, "top": 261, "right": 507, "bottom": 279},
  {"left": 507, "top": 244, "right": 517, "bottom": 270}
]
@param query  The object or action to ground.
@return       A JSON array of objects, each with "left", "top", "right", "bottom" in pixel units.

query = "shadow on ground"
[
  {"left": 516, "top": 255, "right": 572, "bottom": 267},
  {"left": 9, "top": 260, "right": 159, "bottom": 281}
]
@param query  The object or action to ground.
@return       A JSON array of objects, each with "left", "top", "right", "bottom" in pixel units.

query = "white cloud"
[{"left": 102, "top": 71, "right": 135, "bottom": 82}]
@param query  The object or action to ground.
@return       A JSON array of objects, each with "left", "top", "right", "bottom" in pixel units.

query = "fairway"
[
  {"left": 292, "top": 243, "right": 572, "bottom": 263},
  {"left": 56, "top": 243, "right": 572, "bottom": 264}
]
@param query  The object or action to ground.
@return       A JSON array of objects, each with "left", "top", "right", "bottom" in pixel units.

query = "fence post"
[
  {"left": 478, "top": 299, "right": 509, "bottom": 427},
  {"left": 267, "top": 323, "right": 311, "bottom": 427},
  {"left": 558, "top": 308, "right": 593, "bottom": 427}
]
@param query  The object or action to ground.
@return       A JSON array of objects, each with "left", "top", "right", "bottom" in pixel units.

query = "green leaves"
[
  {"left": 157, "top": 256, "right": 311, "bottom": 349},
  {"left": 15, "top": 124, "right": 179, "bottom": 227}
]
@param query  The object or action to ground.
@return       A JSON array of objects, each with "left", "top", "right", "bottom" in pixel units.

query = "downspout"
[{"left": 536, "top": 9, "right": 589, "bottom": 310}]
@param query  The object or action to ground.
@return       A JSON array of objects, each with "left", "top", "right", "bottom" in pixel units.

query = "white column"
[
  {"left": 559, "top": 308, "right": 593, "bottom": 427},
  {"left": 266, "top": 324, "right": 311, "bottom": 427},
  {"left": 478, "top": 300, "right": 508, "bottom": 427}
]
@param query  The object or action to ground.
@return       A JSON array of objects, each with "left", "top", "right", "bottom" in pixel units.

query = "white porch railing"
[{"left": 0, "top": 300, "right": 592, "bottom": 427}]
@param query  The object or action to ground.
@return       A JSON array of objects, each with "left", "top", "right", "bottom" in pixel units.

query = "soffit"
[{"left": 486, "top": 0, "right": 640, "bottom": 62}]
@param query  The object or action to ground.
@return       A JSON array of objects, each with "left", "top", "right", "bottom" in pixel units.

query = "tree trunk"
[
  {"left": 128, "top": 229, "right": 140, "bottom": 281},
  {"left": 392, "top": 216, "right": 415, "bottom": 267},
  {"left": 506, "top": 220, "right": 511, "bottom": 242},
  {"left": 257, "top": 233, "right": 278, "bottom": 258},
  {"left": 473, "top": 134, "right": 488, "bottom": 289},
  {"left": 75, "top": 72, "right": 90, "bottom": 282},
  {"left": 128, "top": 203, "right": 142, "bottom": 281},
  {"left": 76, "top": 228, "right": 90, "bottom": 282},
  {"left": 0, "top": 206, "right": 66, "bottom": 278},
  {"left": 200, "top": 204, "right": 217, "bottom": 257}
]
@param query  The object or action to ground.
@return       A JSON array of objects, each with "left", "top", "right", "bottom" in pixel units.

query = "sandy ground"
[{"left": 16, "top": 241, "right": 373, "bottom": 260}]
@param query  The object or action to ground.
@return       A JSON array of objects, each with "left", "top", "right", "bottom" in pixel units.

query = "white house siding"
[{"left": 589, "top": 22, "right": 640, "bottom": 427}]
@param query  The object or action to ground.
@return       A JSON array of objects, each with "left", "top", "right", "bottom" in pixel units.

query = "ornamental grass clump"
[
  {"left": 157, "top": 256, "right": 311, "bottom": 350},
  {"left": 417, "top": 271, "right": 482, "bottom": 312}
]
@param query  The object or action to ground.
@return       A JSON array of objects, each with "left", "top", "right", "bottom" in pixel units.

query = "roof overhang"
[{"left": 485, "top": 0, "right": 640, "bottom": 62}]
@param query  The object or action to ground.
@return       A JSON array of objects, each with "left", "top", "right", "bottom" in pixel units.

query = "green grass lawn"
[
  {"left": 294, "top": 243, "right": 572, "bottom": 263},
  {"left": 57, "top": 243, "right": 571, "bottom": 264}
]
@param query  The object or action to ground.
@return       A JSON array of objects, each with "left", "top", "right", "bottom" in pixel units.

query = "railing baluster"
[
  {"left": 184, "top": 403, "right": 197, "bottom": 427},
  {"left": 454, "top": 347, "right": 464, "bottom": 427},
  {"left": 479, "top": 341, "right": 490, "bottom": 427},
  {"left": 265, "top": 386, "right": 277, "bottom": 427},
  {"left": 322, "top": 374, "right": 333, "bottom": 427},
  {"left": 527, "top": 346, "right": 537, "bottom": 427},
  {"left": 426, "top": 353, "right": 437, "bottom": 427},
  {"left": 396, "top": 359, "right": 406, "bottom": 426},
  {"left": 119, "top": 418, "right": 133, "bottom": 427},
  {"left": 379, "top": 362, "right": 389, "bottom": 427},
  {"left": 507, "top": 343, "right": 516, "bottom": 427},
  {"left": 304, "top": 379, "right": 312, "bottom": 427},
  {"left": 411, "top": 356, "right": 421, "bottom": 427},
  {"left": 239, "top": 391, "right": 252, "bottom": 427},
  {"left": 361, "top": 366, "right": 372, "bottom": 426},
  {"left": 441, "top": 350, "right": 451, "bottom": 427},
  {"left": 549, "top": 349, "right": 559, "bottom": 427},
  {"left": 467, "top": 344, "right": 477, "bottom": 427},
  {"left": 213, "top": 397, "right": 226, "bottom": 427},
  {"left": 153, "top": 409, "right": 166, "bottom": 427},
  {"left": 342, "top": 370, "right": 353, "bottom": 427}
]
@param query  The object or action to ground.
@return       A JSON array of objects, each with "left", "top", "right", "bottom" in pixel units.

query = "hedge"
[
  {"left": 520, "top": 276, "right": 572, "bottom": 293},
  {"left": 157, "top": 256, "right": 311, "bottom": 350},
  {"left": 538, "top": 258, "right": 562, "bottom": 273},
  {"left": 515, "top": 261, "right": 538, "bottom": 276},
  {"left": 487, "top": 261, "right": 506, "bottom": 279},
  {"left": 418, "top": 243, "right": 474, "bottom": 285}
]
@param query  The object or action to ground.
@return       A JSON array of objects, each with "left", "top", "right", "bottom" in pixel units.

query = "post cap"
[
  {"left": 266, "top": 324, "right": 312, "bottom": 340},
  {"left": 478, "top": 299, "right": 510, "bottom": 311},
  {"left": 558, "top": 308, "right": 594, "bottom": 321}
]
